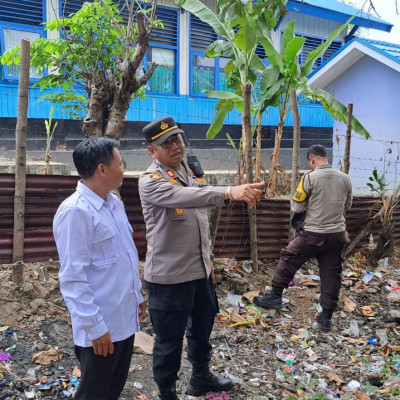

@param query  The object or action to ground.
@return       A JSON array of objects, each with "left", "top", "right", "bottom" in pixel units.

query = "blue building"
[{"left": 0, "top": 0, "right": 393, "bottom": 172}]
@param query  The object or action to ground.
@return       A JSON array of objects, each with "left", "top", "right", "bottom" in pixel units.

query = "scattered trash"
[
  {"left": 0, "top": 353, "right": 12, "bottom": 362},
  {"left": 276, "top": 349, "right": 297, "bottom": 362},
  {"left": 206, "top": 392, "right": 230, "bottom": 400},
  {"left": 362, "top": 269, "right": 374, "bottom": 284},
  {"left": 133, "top": 331, "right": 154, "bottom": 355},
  {"left": 368, "top": 337, "right": 377, "bottom": 345},
  {"left": 31, "top": 347, "right": 63, "bottom": 365}
]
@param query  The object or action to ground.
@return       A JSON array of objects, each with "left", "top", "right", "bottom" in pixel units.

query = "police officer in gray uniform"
[
  {"left": 254, "top": 144, "right": 352, "bottom": 332},
  {"left": 139, "top": 116, "right": 265, "bottom": 400}
]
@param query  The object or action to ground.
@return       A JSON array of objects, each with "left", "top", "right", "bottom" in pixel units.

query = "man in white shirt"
[{"left": 53, "top": 137, "right": 146, "bottom": 400}]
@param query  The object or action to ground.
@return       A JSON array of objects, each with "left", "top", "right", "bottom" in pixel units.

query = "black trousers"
[
  {"left": 272, "top": 230, "right": 349, "bottom": 310},
  {"left": 145, "top": 278, "right": 218, "bottom": 388},
  {"left": 73, "top": 334, "right": 135, "bottom": 400}
]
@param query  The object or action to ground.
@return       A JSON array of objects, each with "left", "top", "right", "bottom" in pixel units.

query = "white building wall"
[{"left": 325, "top": 56, "right": 400, "bottom": 194}]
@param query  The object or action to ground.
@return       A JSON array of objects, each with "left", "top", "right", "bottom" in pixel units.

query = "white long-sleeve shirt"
[{"left": 53, "top": 181, "right": 144, "bottom": 347}]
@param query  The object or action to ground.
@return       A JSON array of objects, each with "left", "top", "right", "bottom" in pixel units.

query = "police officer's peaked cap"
[{"left": 143, "top": 116, "right": 184, "bottom": 145}]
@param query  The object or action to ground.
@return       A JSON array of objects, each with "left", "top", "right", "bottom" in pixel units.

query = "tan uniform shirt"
[
  {"left": 291, "top": 164, "right": 352, "bottom": 233},
  {"left": 139, "top": 159, "right": 227, "bottom": 284}
]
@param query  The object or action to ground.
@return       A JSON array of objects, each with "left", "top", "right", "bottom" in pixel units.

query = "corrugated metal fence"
[{"left": 0, "top": 173, "right": 398, "bottom": 264}]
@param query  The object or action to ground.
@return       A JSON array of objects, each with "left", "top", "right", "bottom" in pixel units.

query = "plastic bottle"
[
  {"left": 376, "top": 329, "right": 388, "bottom": 345},
  {"left": 70, "top": 375, "right": 80, "bottom": 387},
  {"left": 368, "top": 337, "right": 377, "bottom": 345},
  {"left": 362, "top": 270, "right": 374, "bottom": 284}
]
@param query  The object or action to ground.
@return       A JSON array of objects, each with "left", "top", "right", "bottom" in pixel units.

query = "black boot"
[
  {"left": 157, "top": 382, "right": 179, "bottom": 400},
  {"left": 317, "top": 308, "right": 333, "bottom": 332},
  {"left": 254, "top": 285, "right": 283, "bottom": 309},
  {"left": 187, "top": 364, "right": 233, "bottom": 396}
]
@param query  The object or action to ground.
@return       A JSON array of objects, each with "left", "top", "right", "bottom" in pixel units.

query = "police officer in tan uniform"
[
  {"left": 254, "top": 144, "right": 352, "bottom": 332},
  {"left": 139, "top": 116, "right": 264, "bottom": 400}
]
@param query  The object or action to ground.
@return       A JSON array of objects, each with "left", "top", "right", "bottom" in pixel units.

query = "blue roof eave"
[
  {"left": 286, "top": 1, "right": 393, "bottom": 33},
  {"left": 308, "top": 37, "right": 400, "bottom": 81}
]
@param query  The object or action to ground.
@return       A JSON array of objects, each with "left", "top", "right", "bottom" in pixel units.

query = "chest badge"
[
  {"left": 149, "top": 173, "right": 162, "bottom": 180},
  {"left": 166, "top": 169, "right": 176, "bottom": 178},
  {"left": 175, "top": 209, "right": 184, "bottom": 215},
  {"left": 196, "top": 178, "right": 205, "bottom": 183},
  {"left": 170, "top": 178, "right": 179, "bottom": 184}
]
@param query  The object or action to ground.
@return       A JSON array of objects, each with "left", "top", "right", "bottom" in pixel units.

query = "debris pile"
[{"left": 0, "top": 251, "right": 399, "bottom": 399}]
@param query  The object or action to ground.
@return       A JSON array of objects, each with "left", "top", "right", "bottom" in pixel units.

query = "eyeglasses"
[{"left": 160, "top": 135, "right": 182, "bottom": 149}]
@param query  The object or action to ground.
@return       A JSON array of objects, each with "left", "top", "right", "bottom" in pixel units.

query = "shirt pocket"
[
  {"left": 92, "top": 226, "right": 118, "bottom": 267},
  {"left": 167, "top": 207, "right": 188, "bottom": 221}
]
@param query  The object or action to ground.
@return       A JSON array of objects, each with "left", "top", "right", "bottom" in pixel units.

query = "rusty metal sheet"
[{"left": 2, "top": 173, "right": 400, "bottom": 264}]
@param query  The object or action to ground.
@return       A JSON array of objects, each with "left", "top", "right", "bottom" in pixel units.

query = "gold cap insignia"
[{"left": 161, "top": 122, "right": 168, "bottom": 130}]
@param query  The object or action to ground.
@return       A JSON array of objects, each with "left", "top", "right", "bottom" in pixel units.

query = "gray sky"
[{"left": 348, "top": 0, "right": 400, "bottom": 43}]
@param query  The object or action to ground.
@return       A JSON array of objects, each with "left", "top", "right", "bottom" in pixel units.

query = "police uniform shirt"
[
  {"left": 291, "top": 164, "right": 352, "bottom": 233},
  {"left": 139, "top": 159, "right": 227, "bottom": 285}
]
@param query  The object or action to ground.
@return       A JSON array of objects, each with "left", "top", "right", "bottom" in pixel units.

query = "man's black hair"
[
  {"left": 307, "top": 144, "right": 327, "bottom": 160},
  {"left": 73, "top": 137, "right": 119, "bottom": 179}
]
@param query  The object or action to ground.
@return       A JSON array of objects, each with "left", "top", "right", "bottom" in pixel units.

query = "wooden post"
[
  {"left": 13, "top": 38, "right": 30, "bottom": 284},
  {"left": 343, "top": 103, "right": 353, "bottom": 175}
]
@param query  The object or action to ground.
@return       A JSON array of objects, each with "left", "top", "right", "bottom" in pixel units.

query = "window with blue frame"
[
  {"left": 190, "top": 15, "right": 269, "bottom": 97},
  {"left": 295, "top": 32, "right": 342, "bottom": 68},
  {"left": 62, "top": 1, "right": 179, "bottom": 95},
  {"left": 0, "top": 0, "right": 45, "bottom": 80},
  {"left": 190, "top": 14, "right": 228, "bottom": 97},
  {"left": 145, "top": 6, "right": 179, "bottom": 95}
]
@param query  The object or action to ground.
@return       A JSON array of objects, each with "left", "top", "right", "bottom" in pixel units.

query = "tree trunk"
[
  {"left": 289, "top": 90, "right": 301, "bottom": 240},
  {"left": 267, "top": 120, "right": 284, "bottom": 197},
  {"left": 343, "top": 103, "right": 353, "bottom": 174},
  {"left": 242, "top": 83, "right": 258, "bottom": 272},
  {"left": 290, "top": 90, "right": 301, "bottom": 196},
  {"left": 82, "top": 83, "right": 111, "bottom": 137},
  {"left": 105, "top": 92, "right": 131, "bottom": 139},
  {"left": 13, "top": 38, "right": 30, "bottom": 285},
  {"left": 255, "top": 120, "right": 262, "bottom": 182}
]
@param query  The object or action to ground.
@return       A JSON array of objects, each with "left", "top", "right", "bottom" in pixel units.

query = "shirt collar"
[
  {"left": 315, "top": 164, "right": 332, "bottom": 170},
  {"left": 76, "top": 180, "right": 117, "bottom": 211}
]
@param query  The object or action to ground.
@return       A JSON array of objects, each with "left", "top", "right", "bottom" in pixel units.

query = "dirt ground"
[{"left": 0, "top": 248, "right": 400, "bottom": 400}]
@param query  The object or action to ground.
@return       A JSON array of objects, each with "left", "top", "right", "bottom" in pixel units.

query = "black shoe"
[
  {"left": 187, "top": 366, "right": 233, "bottom": 396},
  {"left": 157, "top": 382, "right": 179, "bottom": 400},
  {"left": 254, "top": 295, "right": 283, "bottom": 309},
  {"left": 317, "top": 313, "right": 332, "bottom": 332}
]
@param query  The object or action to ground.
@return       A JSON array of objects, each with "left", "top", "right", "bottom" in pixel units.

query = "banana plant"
[
  {"left": 175, "top": 0, "right": 287, "bottom": 271},
  {"left": 253, "top": 17, "right": 371, "bottom": 194}
]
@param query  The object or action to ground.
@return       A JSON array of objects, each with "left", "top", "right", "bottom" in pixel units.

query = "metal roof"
[
  {"left": 359, "top": 38, "right": 400, "bottom": 64},
  {"left": 308, "top": 37, "right": 400, "bottom": 88},
  {"left": 287, "top": 0, "right": 393, "bottom": 33}
]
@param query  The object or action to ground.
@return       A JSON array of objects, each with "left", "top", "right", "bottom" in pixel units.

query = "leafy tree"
[{"left": 1, "top": 0, "right": 160, "bottom": 138}]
